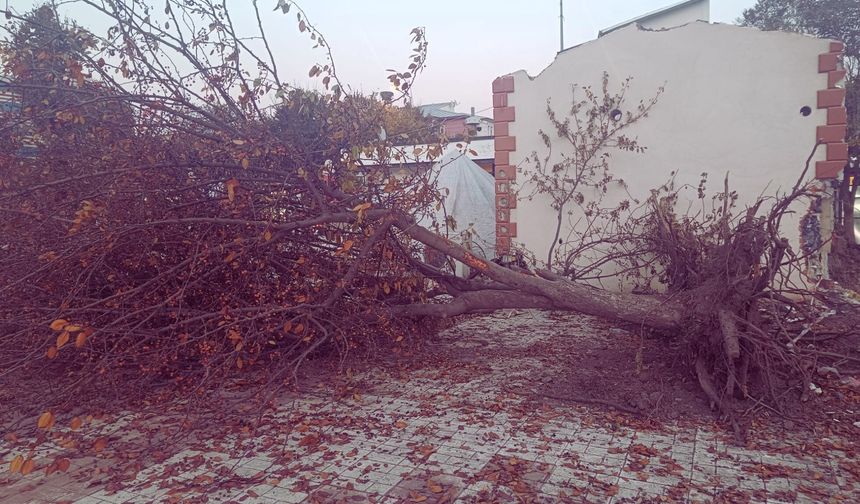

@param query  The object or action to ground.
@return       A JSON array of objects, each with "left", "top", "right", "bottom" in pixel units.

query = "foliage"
[
  {"left": 381, "top": 102, "right": 441, "bottom": 145},
  {"left": 0, "top": 1, "right": 439, "bottom": 426}
]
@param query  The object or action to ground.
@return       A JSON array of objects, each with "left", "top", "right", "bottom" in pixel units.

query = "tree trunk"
[{"left": 394, "top": 214, "right": 686, "bottom": 330}]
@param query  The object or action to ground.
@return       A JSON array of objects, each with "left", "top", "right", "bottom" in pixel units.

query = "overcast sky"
[{"left": 9, "top": 0, "right": 758, "bottom": 114}]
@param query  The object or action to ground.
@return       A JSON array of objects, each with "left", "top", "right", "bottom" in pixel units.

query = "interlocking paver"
[{"left": 2, "top": 310, "right": 858, "bottom": 504}]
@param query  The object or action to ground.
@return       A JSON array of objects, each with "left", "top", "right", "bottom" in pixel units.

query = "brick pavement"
[{"left": 2, "top": 310, "right": 856, "bottom": 503}]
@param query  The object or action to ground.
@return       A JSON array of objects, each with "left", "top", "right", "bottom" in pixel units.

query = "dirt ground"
[
  {"left": 359, "top": 307, "right": 860, "bottom": 440},
  {"left": 410, "top": 311, "right": 711, "bottom": 420}
]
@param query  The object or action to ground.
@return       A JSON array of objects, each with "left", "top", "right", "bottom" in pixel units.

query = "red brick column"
[
  {"left": 493, "top": 75, "right": 517, "bottom": 256},
  {"left": 815, "top": 41, "right": 848, "bottom": 179}
]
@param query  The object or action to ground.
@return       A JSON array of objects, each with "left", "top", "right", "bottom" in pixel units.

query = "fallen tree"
[{"left": 0, "top": 0, "right": 848, "bottom": 442}]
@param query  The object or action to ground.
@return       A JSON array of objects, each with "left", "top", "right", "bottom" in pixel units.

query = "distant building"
[
  {"left": 417, "top": 101, "right": 494, "bottom": 140},
  {"left": 0, "top": 78, "right": 37, "bottom": 157},
  {"left": 370, "top": 137, "right": 496, "bottom": 177},
  {"left": 364, "top": 102, "right": 496, "bottom": 176},
  {"left": 0, "top": 78, "right": 22, "bottom": 114}
]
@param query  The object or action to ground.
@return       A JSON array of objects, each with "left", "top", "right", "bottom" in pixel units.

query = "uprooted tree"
[{"left": 0, "top": 0, "right": 848, "bottom": 441}]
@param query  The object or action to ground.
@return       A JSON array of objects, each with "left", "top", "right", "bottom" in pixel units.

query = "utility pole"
[{"left": 559, "top": 0, "right": 565, "bottom": 52}]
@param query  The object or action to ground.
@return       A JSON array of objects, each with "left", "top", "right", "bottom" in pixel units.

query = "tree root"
[
  {"left": 718, "top": 310, "right": 741, "bottom": 360},
  {"left": 696, "top": 356, "right": 745, "bottom": 444}
]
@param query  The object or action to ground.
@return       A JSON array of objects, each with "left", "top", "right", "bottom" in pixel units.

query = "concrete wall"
[
  {"left": 493, "top": 22, "right": 848, "bottom": 289},
  {"left": 441, "top": 116, "right": 494, "bottom": 139},
  {"left": 441, "top": 117, "right": 468, "bottom": 139}
]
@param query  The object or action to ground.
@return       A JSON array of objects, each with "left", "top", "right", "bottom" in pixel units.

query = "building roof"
[
  {"left": 598, "top": 0, "right": 708, "bottom": 38},
  {"left": 418, "top": 102, "right": 493, "bottom": 123},
  {"left": 361, "top": 137, "right": 495, "bottom": 166},
  {"left": 418, "top": 102, "right": 468, "bottom": 119}
]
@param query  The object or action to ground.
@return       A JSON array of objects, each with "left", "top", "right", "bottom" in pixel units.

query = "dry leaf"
[
  {"left": 395, "top": 420, "right": 408, "bottom": 429},
  {"left": 56, "top": 331, "right": 70, "bottom": 349},
  {"left": 428, "top": 481, "right": 443, "bottom": 493},
  {"left": 9, "top": 455, "right": 23, "bottom": 473},
  {"left": 20, "top": 458, "right": 34, "bottom": 475},
  {"left": 70, "top": 417, "right": 83, "bottom": 431},
  {"left": 49, "top": 319, "right": 68, "bottom": 331},
  {"left": 263, "top": 230, "right": 272, "bottom": 241},
  {"left": 75, "top": 332, "right": 87, "bottom": 348},
  {"left": 298, "top": 434, "right": 320, "bottom": 447},
  {"left": 56, "top": 458, "right": 71, "bottom": 472},
  {"left": 46, "top": 346, "right": 58, "bottom": 359},
  {"left": 93, "top": 437, "right": 107, "bottom": 453},
  {"left": 225, "top": 177, "right": 239, "bottom": 202},
  {"left": 37, "top": 411, "right": 55, "bottom": 430}
]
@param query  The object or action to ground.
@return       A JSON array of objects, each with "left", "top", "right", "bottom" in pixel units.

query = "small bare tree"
[{"left": 523, "top": 73, "right": 663, "bottom": 272}]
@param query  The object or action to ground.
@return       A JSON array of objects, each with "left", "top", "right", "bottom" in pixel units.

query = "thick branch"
[{"left": 394, "top": 214, "right": 685, "bottom": 330}]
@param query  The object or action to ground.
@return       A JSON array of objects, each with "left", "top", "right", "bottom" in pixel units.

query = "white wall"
[
  {"left": 475, "top": 117, "right": 494, "bottom": 137},
  {"left": 507, "top": 22, "right": 831, "bottom": 288}
]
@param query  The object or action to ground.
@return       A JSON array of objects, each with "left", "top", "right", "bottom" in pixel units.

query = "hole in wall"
[
  {"left": 609, "top": 109, "right": 623, "bottom": 121},
  {"left": 800, "top": 106, "right": 812, "bottom": 117}
]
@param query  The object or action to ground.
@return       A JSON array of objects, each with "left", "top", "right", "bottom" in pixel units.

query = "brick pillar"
[
  {"left": 815, "top": 41, "right": 848, "bottom": 179},
  {"left": 492, "top": 75, "right": 517, "bottom": 256}
]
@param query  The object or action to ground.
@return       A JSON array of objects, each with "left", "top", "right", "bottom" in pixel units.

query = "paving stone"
[{"left": 0, "top": 312, "right": 853, "bottom": 504}]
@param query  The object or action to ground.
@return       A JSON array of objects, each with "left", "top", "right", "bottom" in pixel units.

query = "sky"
[{"left": 7, "top": 0, "right": 759, "bottom": 114}]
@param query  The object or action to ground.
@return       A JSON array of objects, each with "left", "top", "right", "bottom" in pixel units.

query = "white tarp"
[{"left": 422, "top": 152, "right": 496, "bottom": 274}]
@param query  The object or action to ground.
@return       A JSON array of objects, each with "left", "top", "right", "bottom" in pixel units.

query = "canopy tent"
[{"left": 421, "top": 152, "right": 496, "bottom": 276}]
